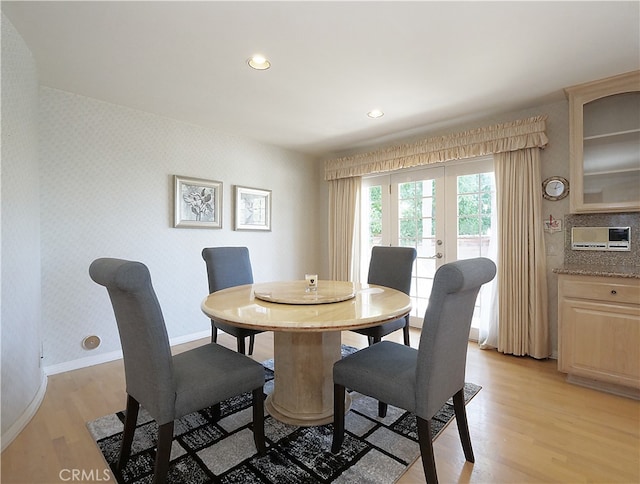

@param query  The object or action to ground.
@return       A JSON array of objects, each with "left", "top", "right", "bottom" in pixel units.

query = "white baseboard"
[
  {"left": 44, "top": 348, "right": 124, "bottom": 376},
  {"left": 43, "top": 330, "right": 211, "bottom": 376},
  {"left": 1, "top": 369, "right": 47, "bottom": 452},
  {"left": 169, "top": 330, "right": 211, "bottom": 347},
  {"left": 2, "top": 330, "right": 212, "bottom": 451}
]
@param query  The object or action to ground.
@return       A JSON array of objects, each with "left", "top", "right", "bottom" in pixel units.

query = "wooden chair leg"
[
  {"left": 417, "top": 417, "right": 438, "bottom": 484},
  {"left": 248, "top": 335, "right": 255, "bottom": 355},
  {"left": 211, "top": 402, "right": 221, "bottom": 421},
  {"left": 378, "top": 401, "right": 388, "bottom": 418},
  {"left": 117, "top": 394, "right": 140, "bottom": 470},
  {"left": 371, "top": 331, "right": 386, "bottom": 418},
  {"left": 453, "top": 388, "right": 474, "bottom": 462},
  {"left": 152, "top": 421, "right": 174, "bottom": 484},
  {"left": 331, "top": 384, "right": 346, "bottom": 454},
  {"left": 211, "top": 322, "right": 218, "bottom": 343},
  {"left": 252, "top": 388, "right": 266, "bottom": 454},
  {"left": 237, "top": 336, "right": 246, "bottom": 355},
  {"left": 372, "top": 332, "right": 386, "bottom": 417},
  {"left": 402, "top": 316, "right": 411, "bottom": 346}
]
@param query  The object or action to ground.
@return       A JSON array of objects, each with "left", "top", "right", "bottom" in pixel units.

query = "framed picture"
[
  {"left": 234, "top": 186, "right": 271, "bottom": 231},
  {"left": 174, "top": 175, "right": 222, "bottom": 228}
]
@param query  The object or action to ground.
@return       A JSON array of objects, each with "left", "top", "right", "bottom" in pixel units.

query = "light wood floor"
[{"left": 2, "top": 329, "right": 639, "bottom": 483}]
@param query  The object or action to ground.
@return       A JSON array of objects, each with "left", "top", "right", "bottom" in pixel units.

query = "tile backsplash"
[{"left": 564, "top": 212, "right": 640, "bottom": 267}]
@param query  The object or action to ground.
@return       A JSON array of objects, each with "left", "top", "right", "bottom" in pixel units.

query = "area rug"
[{"left": 87, "top": 346, "right": 481, "bottom": 483}]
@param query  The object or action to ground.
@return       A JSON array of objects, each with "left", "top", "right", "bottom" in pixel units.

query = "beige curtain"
[
  {"left": 328, "top": 177, "right": 360, "bottom": 281},
  {"left": 325, "top": 116, "right": 548, "bottom": 180},
  {"left": 494, "top": 148, "right": 549, "bottom": 358}
]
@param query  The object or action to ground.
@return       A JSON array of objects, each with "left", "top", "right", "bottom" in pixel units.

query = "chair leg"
[
  {"left": 370, "top": 330, "right": 386, "bottom": 418},
  {"left": 369, "top": 331, "right": 386, "bottom": 417},
  {"left": 453, "top": 388, "right": 475, "bottom": 462},
  {"left": 417, "top": 417, "right": 438, "bottom": 484},
  {"left": 152, "top": 421, "right": 174, "bottom": 484},
  {"left": 252, "top": 388, "right": 266, "bottom": 455},
  {"left": 117, "top": 394, "right": 140, "bottom": 470},
  {"left": 237, "top": 336, "right": 246, "bottom": 355},
  {"left": 378, "top": 401, "right": 388, "bottom": 418},
  {"left": 367, "top": 336, "right": 375, "bottom": 346},
  {"left": 211, "top": 402, "right": 221, "bottom": 421},
  {"left": 402, "top": 316, "right": 411, "bottom": 346},
  {"left": 211, "top": 321, "right": 218, "bottom": 343},
  {"left": 331, "top": 384, "right": 346, "bottom": 454},
  {"left": 248, "top": 335, "right": 255, "bottom": 355}
]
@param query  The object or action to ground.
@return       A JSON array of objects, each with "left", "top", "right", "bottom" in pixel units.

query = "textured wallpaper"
[
  {"left": 1, "top": 14, "right": 44, "bottom": 436},
  {"left": 36, "top": 88, "right": 574, "bottom": 368},
  {"left": 38, "top": 87, "right": 321, "bottom": 368}
]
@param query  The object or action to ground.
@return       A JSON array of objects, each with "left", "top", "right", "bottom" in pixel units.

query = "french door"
[{"left": 360, "top": 158, "right": 495, "bottom": 332}]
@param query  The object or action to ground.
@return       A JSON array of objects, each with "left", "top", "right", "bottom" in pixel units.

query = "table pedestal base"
[{"left": 265, "top": 331, "right": 348, "bottom": 426}]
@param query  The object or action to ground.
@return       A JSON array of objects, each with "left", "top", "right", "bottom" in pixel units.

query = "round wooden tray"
[{"left": 253, "top": 280, "right": 356, "bottom": 305}]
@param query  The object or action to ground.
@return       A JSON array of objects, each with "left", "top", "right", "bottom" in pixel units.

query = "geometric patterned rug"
[{"left": 87, "top": 346, "right": 481, "bottom": 483}]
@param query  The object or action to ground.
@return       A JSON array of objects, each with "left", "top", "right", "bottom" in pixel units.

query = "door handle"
[{"left": 428, "top": 252, "right": 443, "bottom": 259}]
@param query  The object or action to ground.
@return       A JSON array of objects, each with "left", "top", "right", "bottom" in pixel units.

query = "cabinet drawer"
[{"left": 560, "top": 276, "right": 640, "bottom": 305}]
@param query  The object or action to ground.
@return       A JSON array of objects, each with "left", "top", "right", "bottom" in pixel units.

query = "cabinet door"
[
  {"left": 560, "top": 299, "right": 640, "bottom": 388},
  {"left": 565, "top": 70, "right": 640, "bottom": 213}
]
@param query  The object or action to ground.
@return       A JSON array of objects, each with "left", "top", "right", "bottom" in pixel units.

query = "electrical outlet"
[{"left": 82, "top": 335, "right": 101, "bottom": 350}]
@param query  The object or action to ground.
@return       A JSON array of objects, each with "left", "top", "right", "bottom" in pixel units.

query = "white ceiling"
[{"left": 2, "top": 1, "right": 639, "bottom": 157}]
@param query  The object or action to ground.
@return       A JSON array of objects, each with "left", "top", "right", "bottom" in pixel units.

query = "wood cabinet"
[
  {"left": 565, "top": 71, "right": 640, "bottom": 213},
  {"left": 558, "top": 274, "right": 640, "bottom": 398}
]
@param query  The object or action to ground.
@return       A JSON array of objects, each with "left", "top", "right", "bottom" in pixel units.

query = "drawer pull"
[{"left": 611, "top": 290, "right": 617, "bottom": 295}]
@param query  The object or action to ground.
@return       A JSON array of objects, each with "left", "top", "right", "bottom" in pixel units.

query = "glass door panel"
[
  {"left": 445, "top": 161, "right": 496, "bottom": 332},
  {"left": 361, "top": 176, "right": 391, "bottom": 278},
  {"left": 391, "top": 168, "right": 444, "bottom": 327},
  {"left": 361, "top": 158, "right": 495, "bottom": 332}
]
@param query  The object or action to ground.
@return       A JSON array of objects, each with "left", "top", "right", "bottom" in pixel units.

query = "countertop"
[{"left": 553, "top": 264, "right": 640, "bottom": 279}]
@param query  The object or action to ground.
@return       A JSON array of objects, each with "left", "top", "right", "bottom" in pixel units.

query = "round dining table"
[{"left": 201, "top": 280, "right": 411, "bottom": 426}]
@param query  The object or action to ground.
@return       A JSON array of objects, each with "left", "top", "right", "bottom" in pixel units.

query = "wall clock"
[{"left": 542, "top": 176, "right": 569, "bottom": 201}]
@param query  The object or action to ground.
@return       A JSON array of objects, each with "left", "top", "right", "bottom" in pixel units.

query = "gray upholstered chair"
[
  {"left": 89, "top": 258, "right": 266, "bottom": 484},
  {"left": 353, "top": 246, "right": 417, "bottom": 347},
  {"left": 202, "top": 247, "right": 263, "bottom": 355},
  {"left": 332, "top": 257, "right": 496, "bottom": 484}
]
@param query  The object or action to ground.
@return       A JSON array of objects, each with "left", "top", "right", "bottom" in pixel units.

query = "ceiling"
[{"left": 2, "top": 1, "right": 639, "bottom": 157}]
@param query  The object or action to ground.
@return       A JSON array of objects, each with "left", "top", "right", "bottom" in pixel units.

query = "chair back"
[
  {"left": 89, "top": 258, "right": 176, "bottom": 423},
  {"left": 415, "top": 257, "right": 496, "bottom": 419},
  {"left": 202, "top": 247, "right": 254, "bottom": 293},
  {"left": 367, "top": 246, "right": 417, "bottom": 295}
]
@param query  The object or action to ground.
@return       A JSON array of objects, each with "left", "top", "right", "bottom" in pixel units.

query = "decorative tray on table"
[{"left": 253, "top": 280, "right": 356, "bottom": 305}]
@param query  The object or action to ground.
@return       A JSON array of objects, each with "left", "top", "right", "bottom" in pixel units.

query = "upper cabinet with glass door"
[{"left": 565, "top": 71, "right": 640, "bottom": 213}]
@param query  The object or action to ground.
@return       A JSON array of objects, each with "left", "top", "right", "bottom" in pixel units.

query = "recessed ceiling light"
[
  {"left": 367, "top": 109, "right": 384, "bottom": 119},
  {"left": 248, "top": 55, "right": 271, "bottom": 70}
]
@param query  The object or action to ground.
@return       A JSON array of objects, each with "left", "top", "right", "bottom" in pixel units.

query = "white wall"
[
  {"left": 38, "top": 87, "right": 323, "bottom": 369},
  {"left": 1, "top": 10, "right": 325, "bottom": 444},
  {"left": 1, "top": 14, "right": 45, "bottom": 442}
]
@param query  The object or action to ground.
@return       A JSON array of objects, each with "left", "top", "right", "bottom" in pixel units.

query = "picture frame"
[
  {"left": 234, "top": 185, "right": 272, "bottom": 231},
  {"left": 174, "top": 175, "right": 222, "bottom": 228}
]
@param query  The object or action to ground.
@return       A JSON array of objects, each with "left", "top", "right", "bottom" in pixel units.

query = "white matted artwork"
[
  {"left": 235, "top": 185, "right": 271, "bottom": 231},
  {"left": 174, "top": 175, "right": 222, "bottom": 228}
]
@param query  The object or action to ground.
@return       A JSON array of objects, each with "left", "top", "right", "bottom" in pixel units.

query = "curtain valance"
[{"left": 324, "top": 115, "right": 548, "bottom": 181}]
